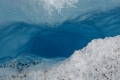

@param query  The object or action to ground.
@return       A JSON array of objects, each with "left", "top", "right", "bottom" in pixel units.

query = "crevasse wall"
[
  {"left": 0, "top": 0, "right": 120, "bottom": 80},
  {"left": 0, "top": 0, "right": 120, "bottom": 58},
  {"left": 0, "top": 0, "right": 120, "bottom": 24}
]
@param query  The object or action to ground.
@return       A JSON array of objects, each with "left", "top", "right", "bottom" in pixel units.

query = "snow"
[{"left": 0, "top": 35, "right": 120, "bottom": 80}]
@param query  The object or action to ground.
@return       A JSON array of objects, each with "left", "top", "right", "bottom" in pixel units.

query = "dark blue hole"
[
  {"left": 30, "top": 23, "right": 105, "bottom": 58},
  {"left": 30, "top": 29, "right": 90, "bottom": 58},
  {"left": 30, "top": 8, "right": 120, "bottom": 58}
]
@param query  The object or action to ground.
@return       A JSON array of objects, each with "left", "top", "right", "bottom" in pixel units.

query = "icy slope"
[
  {"left": 0, "top": 35, "right": 120, "bottom": 80},
  {"left": 0, "top": 0, "right": 120, "bottom": 24},
  {"left": 0, "top": 0, "right": 120, "bottom": 79}
]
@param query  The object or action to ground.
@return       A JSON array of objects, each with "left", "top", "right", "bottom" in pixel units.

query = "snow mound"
[{"left": 0, "top": 35, "right": 120, "bottom": 80}]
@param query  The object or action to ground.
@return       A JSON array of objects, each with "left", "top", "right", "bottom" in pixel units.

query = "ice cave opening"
[
  {"left": 30, "top": 24, "right": 90, "bottom": 58},
  {"left": 30, "top": 19, "right": 117, "bottom": 59},
  {"left": 0, "top": 0, "right": 120, "bottom": 59},
  {"left": 29, "top": 22, "right": 104, "bottom": 58},
  {"left": 0, "top": 7, "right": 120, "bottom": 59},
  {"left": 1, "top": 0, "right": 120, "bottom": 79},
  {"left": 29, "top": 7, "right": 120, "bottom": 58}
]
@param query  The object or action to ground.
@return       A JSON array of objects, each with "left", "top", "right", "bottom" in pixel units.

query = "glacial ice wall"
[
  {"left": 0, "top": 0, "right": 120, "bottom": 58},
  {"left": 0, "top": 0, "right": 120, "bottom": 80},
  {"left": 0, "top": 0, "right": 120, "bottom": 24}
]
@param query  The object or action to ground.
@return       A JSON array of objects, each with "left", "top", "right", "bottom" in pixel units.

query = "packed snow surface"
[{"left": 0, "top": 35, "right": 120, "bottom": 80}]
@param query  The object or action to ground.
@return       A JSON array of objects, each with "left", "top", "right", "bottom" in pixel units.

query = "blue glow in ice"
[
  {"left": 0, "top": 0, "right": 120, "bottom": 58},
  {"left": 0, "top": 0, "right": 120, "bottom": 80}
]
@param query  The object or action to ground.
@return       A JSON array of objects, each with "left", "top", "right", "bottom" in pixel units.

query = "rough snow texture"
[
  {"left": 0, "top": 35, "right": 120, "bottom": 80},
  {"left": 1, "top": 0, "right": 120, "bottom": 24}
]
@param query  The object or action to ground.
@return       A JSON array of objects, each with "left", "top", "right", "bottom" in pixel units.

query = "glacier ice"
[
  {"left": 0, "top": 0, "right": 120, "bottom": 80},
  {"left": 0, "top": 0, "right": 120, "bottom": 24}
]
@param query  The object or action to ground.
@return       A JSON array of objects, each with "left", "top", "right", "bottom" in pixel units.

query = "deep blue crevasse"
[
  {"left": 0, "top": 7, "right": 120, "bottom": 59},
  {"left": 29, "top": 8, "right": 120, "bottom": 58}
]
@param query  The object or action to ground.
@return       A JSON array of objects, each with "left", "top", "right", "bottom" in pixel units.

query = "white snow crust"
[{"left": 0, "top": 35, "right": 120, "bottom": 80}]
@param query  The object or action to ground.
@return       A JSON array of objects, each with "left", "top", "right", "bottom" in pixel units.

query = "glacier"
[{"left": 0, "top": 0, "right": 120, "bottom": 80}]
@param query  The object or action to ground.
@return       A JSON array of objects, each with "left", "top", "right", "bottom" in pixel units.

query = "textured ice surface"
[
  {"left": 0, "top": 7, "right": 120, "bottom": 58},
  {"left": 0, "top": 0, "right": 120, "bottom": 80},
  {"left": 0, "top": 0, "right": 120, "bottom": 24},
  {"left": 0, "top": 35, "right": 120, "bottom": 80}
]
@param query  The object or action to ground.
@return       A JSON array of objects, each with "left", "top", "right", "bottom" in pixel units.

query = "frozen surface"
[
  {"left": 0, "top": 0, "right": 120, "bottom": 24},
  {"left": 0, "top": 7, "right": 120, "bottom": 58},
  {"left": 0, "top": 35, "right": 120, "bottom": 80},
  {"left": 0, "top": 0, "right": 120, "bottom": 80}
]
